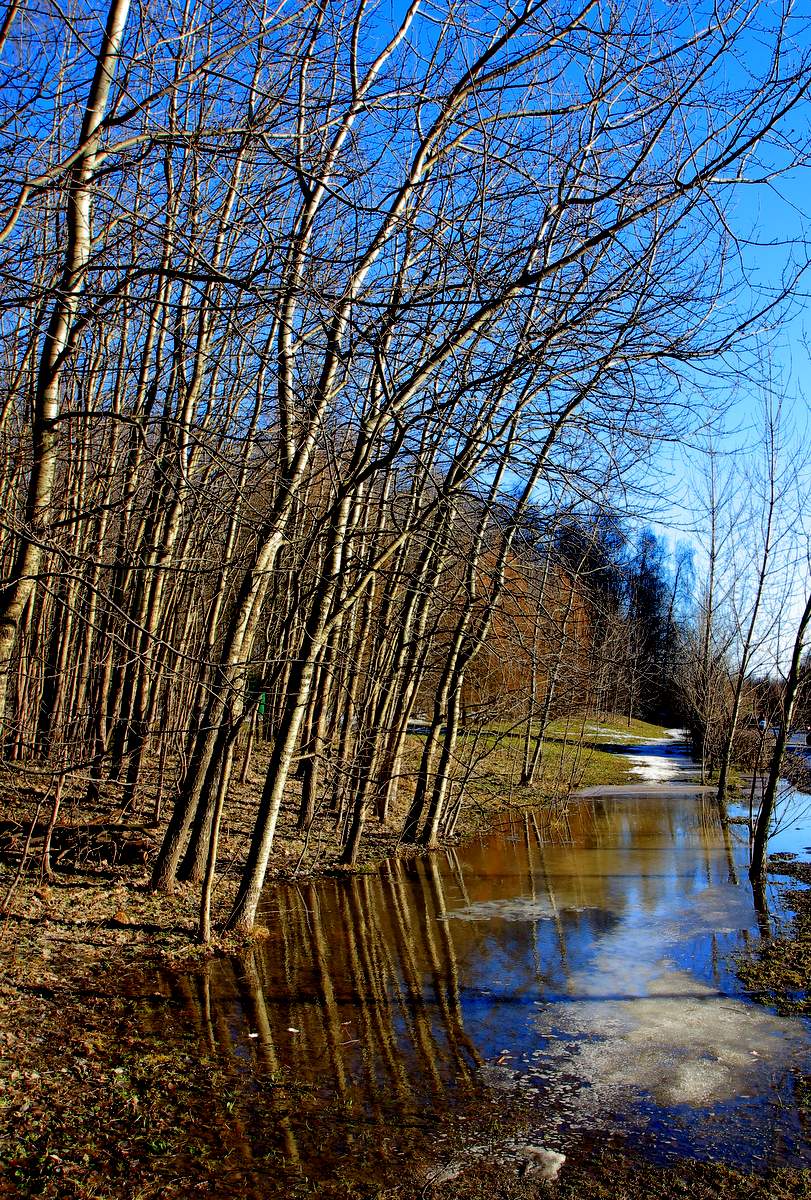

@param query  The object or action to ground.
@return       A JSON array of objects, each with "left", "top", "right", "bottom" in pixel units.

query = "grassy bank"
[
  {"left": 0, "top": 712, "right": 670, "bottom": 901},
  {"left": 395, "top": 712, "right": 672, "bottom": 836}
]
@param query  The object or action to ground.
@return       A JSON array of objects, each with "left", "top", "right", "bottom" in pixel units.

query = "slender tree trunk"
[
  {"left": 0, "top": 0, "right": 132, "bottom": 739},
  {"left": 750, "top": 587, "right": 811, "bottom": 884}
]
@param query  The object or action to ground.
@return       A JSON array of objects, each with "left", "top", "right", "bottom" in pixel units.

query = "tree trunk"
[
  {"left": 0, "top": 0, "right": 132, "bottom": 739},
  {"left": 750, "top": 587, "right": 811, "bottom": 884}
]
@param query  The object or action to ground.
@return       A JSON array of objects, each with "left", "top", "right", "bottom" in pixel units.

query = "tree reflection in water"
[{"left": 147, "top": 793, "right": 811, "bottom": 1191}]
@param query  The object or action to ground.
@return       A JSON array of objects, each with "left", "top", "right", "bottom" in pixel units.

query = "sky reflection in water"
[
  {"left": 199, "top": 740, "right": 811, "bottom": 1173},
  {"left": 437, "top": 746, "right": 811, "bottom": 1165}
]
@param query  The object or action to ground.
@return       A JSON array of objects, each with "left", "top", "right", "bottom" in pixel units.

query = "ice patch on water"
[
  {"left": 438, "top": 897, "right": 594, "bottom": 922},
  {"left": 655, "top": 882, "right": 754, "bottom": 940},
  {"left": 441, "top": 875, "right": 750, "bottom": 937},
  {"left": 424, "top": 1140, "right": 565, "bottom": 1186},
  {"left": 533, "top": 956, "right": 806, "bottom": 1109}
]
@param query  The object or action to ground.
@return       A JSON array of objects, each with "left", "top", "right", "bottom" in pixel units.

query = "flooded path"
[{"left": 148, "top": 735, "right": 811, "bottom": 1191}]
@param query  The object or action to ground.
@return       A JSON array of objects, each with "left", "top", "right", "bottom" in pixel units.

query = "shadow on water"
[{"left": 139, "top": 786, "right": 811, "bottom": 1192}]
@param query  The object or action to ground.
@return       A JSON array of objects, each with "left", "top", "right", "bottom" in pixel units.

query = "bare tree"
[
  {"left": 1, "top": 0, "right": 810, "bottom": 936},
  {"left": 750, "top": 575, "right": 811, "bottom": 884},
  {"left": 715, "top": 391, "right": 799, "bottom": 803},
  {"left": 0, "top": 0, "right": 133, "bottom": 734}
]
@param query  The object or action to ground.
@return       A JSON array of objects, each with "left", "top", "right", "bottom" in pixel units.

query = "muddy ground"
[{"left": 3, "top": 925, "right": 811, "bottom": 1200}]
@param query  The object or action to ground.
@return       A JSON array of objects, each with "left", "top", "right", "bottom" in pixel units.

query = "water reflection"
[{"left": 158, "top": 789, "right": 811, "bottom": 1186}]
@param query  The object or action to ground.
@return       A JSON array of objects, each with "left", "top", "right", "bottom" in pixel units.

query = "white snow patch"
[
  {"left": 584, "top": 725, "right": 637, "bottom": 737},
  {"left": 509, "top": 1144, "right": 565, "bottom": 1180},
  {"left": 622, "top": 736, "right": 699, "bottom": 784},
  {"left": 625, "top": 756, "right": 690, "bottom": 782}
]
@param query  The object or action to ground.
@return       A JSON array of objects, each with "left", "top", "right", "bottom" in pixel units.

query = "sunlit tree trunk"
[{"left": 0, "top": 0, "right": 132, "bottom": 741}]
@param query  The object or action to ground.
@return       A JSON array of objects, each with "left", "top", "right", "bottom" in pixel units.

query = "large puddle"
[{"left": 145, "top": 738, "right": 811, "bottom": 1190}]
